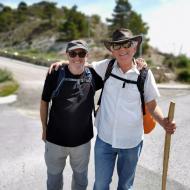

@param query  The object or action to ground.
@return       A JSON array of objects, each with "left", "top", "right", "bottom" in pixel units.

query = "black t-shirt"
[{"left": 42, "top": 65, "right": 103, "bottom": 147}]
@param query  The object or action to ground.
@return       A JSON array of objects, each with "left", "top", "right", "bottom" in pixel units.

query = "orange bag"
[{"left": 143, "top": 106, "right": 156, "bottom": 134}]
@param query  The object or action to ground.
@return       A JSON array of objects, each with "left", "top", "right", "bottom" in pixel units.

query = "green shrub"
[
  {"left": 163, "top": 55, "right": 176, "bottom": 70},
  {"left": 0, "top": 81, "right": 19, "bottom": 96},
  {"left": 0, "top": 69, "right": 13, "bottom": 83},
  {"left": 176, "top": 55, "right": 190, "bottom": 68},
  {"left": 177, "top": 69, "right": 190, "bottom": 83}
]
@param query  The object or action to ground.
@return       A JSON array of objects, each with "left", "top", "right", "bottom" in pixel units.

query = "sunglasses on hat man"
[{"left": 110, "top": 40, "right": 138, "bottom": 51}]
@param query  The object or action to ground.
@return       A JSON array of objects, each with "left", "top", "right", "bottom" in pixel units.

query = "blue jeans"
[{"left": 93, "top": 136, "right": 143, "bottom": 190}]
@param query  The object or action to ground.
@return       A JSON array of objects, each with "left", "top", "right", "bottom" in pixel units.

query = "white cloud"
[{"left": 142, "top": 0, "right": 190, "bottom": 57}]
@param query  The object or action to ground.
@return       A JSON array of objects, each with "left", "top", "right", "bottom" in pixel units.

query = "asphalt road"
[{"left": 0, "top": 56, "right": 190, "bottom": 190}]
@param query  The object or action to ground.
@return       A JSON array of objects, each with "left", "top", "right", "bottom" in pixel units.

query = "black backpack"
[
  {"left": 50, "top": 65, "right": 95, "bottom": 100},
  {"left": 97, "top": 59, "right": 148, "bottom": 115}
]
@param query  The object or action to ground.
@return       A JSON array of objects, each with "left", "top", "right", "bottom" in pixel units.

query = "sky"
[{"left": 1, "top": 0, "right": 190, "bottom": 57}]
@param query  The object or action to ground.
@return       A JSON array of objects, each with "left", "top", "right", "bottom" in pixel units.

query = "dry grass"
[{"left": 0, "top": 81, "right": 19, "bottom": 97}]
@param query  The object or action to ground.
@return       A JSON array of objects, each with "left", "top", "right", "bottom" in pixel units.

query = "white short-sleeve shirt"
[{"left": 92, "top": 59, "right": 160, "bottom": 149}]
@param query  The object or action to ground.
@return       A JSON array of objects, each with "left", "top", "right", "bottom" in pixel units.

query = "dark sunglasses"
[
  {"left": 68, "top": 51, "right": 87, "bottom": 58},
  {"left": 111, "top": 41, "right": 136, "bottom": 51}
]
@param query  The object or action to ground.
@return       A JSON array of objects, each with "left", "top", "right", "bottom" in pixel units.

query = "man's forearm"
[
  {"left": 147, "top": 100, "right": 176, "bottom": 134},
  {"left": 146, "top": 100, "right": 165, "bottom": 126},
  {"left": 40, "top": 100, "right": 49, "bottom": 131}
]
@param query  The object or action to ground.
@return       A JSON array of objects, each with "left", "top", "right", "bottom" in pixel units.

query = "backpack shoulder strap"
[
  {"left": 84, "top": 67, "right": 96, "bottom": 116},
  {"left": 97, "top": 59, "right": 115, "bottom": 106},
  {"left": 84, "top": 67, "right": 95, "bottom": 91},
  {"left": 50, "top": 65, "right": 66, "bottom": 99},
  {"left": 104, "top": 59, "right": 115, "bottom": 82},
  {"left": 84, "top": 67, "right": 92, "bottom": 82},
  {"left": 137, "top": 68, "right": 148, "bottom": 115}
]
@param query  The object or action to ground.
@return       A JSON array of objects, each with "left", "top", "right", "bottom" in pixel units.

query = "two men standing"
[{"left": 40, "top": 28, "right": 176, "bottom": 190}]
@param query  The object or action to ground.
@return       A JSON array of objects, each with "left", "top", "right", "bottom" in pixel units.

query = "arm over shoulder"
[
  {"left": 90, "top": 68, "right": 103, "bottom": 91},
  {"left": 91, "top": 59, "right": 111, "bottom": 79}
]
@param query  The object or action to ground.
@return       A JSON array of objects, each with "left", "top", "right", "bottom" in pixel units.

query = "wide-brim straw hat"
[{"left": 103, "top": 28, "right": 142, "bottom": 51}]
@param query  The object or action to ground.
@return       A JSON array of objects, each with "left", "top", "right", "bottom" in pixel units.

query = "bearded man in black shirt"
[{"left": 40, "top": 40, "right": 103, "bottom": 190}]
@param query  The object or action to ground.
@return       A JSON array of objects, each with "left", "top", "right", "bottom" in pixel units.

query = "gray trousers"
[{"left": 45, "top": 141, "right": 91, "bottom": 190}]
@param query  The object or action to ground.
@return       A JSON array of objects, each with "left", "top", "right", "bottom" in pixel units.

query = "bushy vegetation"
[
  {"left": 177, "top": 70, "right": 190, "bottom": 83},
  {"left": 0, "top": 69, "right": 19, "bottom": 96},
  {"left": 163, "top": 54, "right": 190, "bottom": 83},
  {"left": 0, "top": 68, "right": 13, "bottom": 82},
  {"left": 0, "top": 81, "right": 19, "bottom": 96}
]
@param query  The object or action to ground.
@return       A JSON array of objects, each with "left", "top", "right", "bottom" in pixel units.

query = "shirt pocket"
[
  {"left": 123, "top": 83, "right": 140, "bottom": 102},
  {"left": 104, "top": 77, "right": 122, "bottom": 94}
]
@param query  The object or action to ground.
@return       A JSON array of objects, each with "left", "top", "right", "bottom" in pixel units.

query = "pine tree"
[
  {"left": 0, "top": 6, "right": 14, "bottom": 32},
  {"left": 59, "top": 5, "right": 88, "bottom": 40},
  {"left": 107, "top": 0, "right": 132, "bottom": 31},
  {"left": 42, "top": 2, "right": 57, "bottom": 23},
  {"left": 16, "top": 2, "right": 28, "bottom": 23}
]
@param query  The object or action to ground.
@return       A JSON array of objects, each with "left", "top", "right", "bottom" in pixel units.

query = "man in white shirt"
[{"left": 92, "top": 28, "right": 176, "bottom": 190}]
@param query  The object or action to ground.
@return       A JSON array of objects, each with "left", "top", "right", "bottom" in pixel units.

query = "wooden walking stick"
[{"left": 161, "top": 102, "right": 175, "bottom": 190}]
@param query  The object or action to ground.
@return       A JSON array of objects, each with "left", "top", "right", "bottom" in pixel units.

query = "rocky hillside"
[{"left": 0, "top": 1, "right": 108, "bottom": 51}]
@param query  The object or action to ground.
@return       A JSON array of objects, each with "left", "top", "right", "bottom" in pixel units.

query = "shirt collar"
[{"left": 114, "top": 59, "right": 140, "bottom": 75}]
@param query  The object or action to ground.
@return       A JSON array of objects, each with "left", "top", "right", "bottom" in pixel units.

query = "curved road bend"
[{"left": 0, "top": 56, "right": 190, "bottom": 190}]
